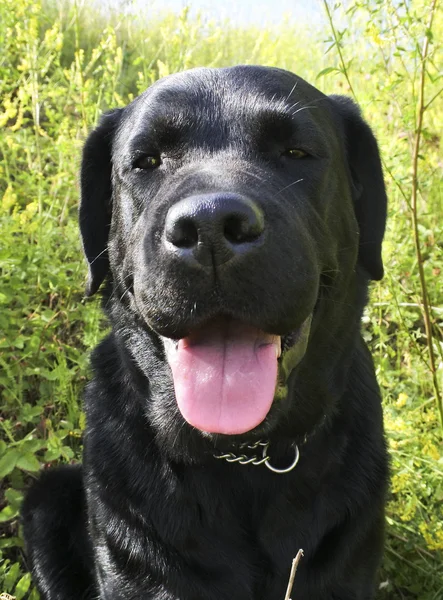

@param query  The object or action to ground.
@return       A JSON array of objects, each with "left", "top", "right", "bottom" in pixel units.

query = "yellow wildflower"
[
  {"left": 395, "top": 393, "right": 408, "bottom": 408},
  {"left": 2, "top": 185, "right": 17, "bottom": 211}
]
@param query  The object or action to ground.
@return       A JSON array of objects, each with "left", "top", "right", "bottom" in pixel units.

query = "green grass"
[{"left": 0, "top": 0, "right": 442, "bottom": 598}]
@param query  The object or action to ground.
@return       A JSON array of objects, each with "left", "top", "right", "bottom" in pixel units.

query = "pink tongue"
[{"left": 166, "top": 320, "right": 279, "bottom": 434}]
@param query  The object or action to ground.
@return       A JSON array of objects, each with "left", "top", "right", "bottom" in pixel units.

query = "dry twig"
[{"left": 283, "top": 549, "right": 304, "bottom": 600}]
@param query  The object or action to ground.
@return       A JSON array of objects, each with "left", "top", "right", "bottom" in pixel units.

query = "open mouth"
[{"left": 163, "top": 315, "right": 312, "bottom": 435}]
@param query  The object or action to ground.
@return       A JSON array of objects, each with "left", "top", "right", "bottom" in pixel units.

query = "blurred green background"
[{"left": 0, "top": 0, "right": 442, "bottom": 597}]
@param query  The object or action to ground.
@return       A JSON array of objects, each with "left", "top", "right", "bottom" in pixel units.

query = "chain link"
[
  {"left": 214, "top": 439, "right": 300, "bottom": 474},
  {"left": 213, "top": 417, "right": 328, "bottom": 474},
  {"left": 214, "top": 439, "right": 270, "bottom": 466}
]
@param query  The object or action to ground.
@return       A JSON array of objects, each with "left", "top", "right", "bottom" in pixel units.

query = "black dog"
[{"left": 22, "top": 66, "right": 388, "bottom": 600}]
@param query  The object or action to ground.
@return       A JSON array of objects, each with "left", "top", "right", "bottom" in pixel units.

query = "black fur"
[{"left": 22, "top": 66, "right": 388, "bottom": 600}]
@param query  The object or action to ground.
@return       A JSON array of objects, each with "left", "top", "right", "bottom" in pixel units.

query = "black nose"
[{"left": 164, "top": 193, "right": 265, "bottom": 266}]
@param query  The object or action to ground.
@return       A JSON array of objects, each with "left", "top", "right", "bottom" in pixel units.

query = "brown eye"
[
  {"left": 134, "top": 155, "right": 162, "bottom": 170},
  {"left": 283, "top": 148, "right": 308, "bottom": 159}
]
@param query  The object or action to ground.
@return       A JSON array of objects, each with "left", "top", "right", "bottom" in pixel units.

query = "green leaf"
[
  {"left": 13, "top": 335, "right": 25, "bottom": 349},
  {"left": 0, "top": 449, "right": 20, "bottom": 478},
  {"left": 425, "top": 28, "right": 433, "bottom": 43},
  {"left": 79, "top": 410, "right": 87, "bottom": 431},
  {"left": 316, "top": 67, "right": 337, "bottom": 79},
  {"left": 0, "top": 536, "right": 23, "bottom": 549},
  {"left": 39, "top": 368, "right": 60, "bottom": 381},
  {"left": 0, "top": 503, "right": 18, "bottom": 523},
  {"left": 62, "top": 446, "right": 75, "bottom": 459},
  {"left": 29, "top": 587, "right": 40, "bottom": 600},
  {"left": 5, "top": 487, "right": 24, "bottom": 508},
  {"left": 15, "top": 573, "right": 32, "bottom": 600},
  {"left": 20, "top": 403, "right": 45, "bottom": 423},
  {"left": 4, "top": 561, "right": 21, "bottom": 590},
  {"left": 22, "top": 437, "right": 47, "bottom": 453},
  {"left": 16, "top": 453, "right": 41, "bottom": 472},
  {"left": 44, "top": 447, "right": 62, "bottom": 462}
]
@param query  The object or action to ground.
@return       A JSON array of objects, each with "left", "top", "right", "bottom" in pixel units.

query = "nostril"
[
  {"left": 166, "top": 217, "right": 199, "bottom": 249},
  {"left": 164, "top": 193, "right": 265, "bottom": 266},
  {"left": 224, "top": 214, "right": 263, "bottom": 244}
]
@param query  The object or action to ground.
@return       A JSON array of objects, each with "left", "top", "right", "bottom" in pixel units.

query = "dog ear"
[
  {"left": 79, "top": 108, "right": 123, "bottom": 296},
  {"left": 329, "top": 95, "right": 387, "bottom": 281}
]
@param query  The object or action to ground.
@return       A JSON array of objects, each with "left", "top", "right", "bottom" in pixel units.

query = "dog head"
[{"left": 80, "top": 66, "right": 386, "bottom": 451}]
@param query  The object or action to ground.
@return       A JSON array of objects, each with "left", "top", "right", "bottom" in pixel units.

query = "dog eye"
[
  {"left": 133, "top": 155, "right": 162, "bottom": 170},
  {"left": 282, "top": 148, "right": 308, "bottom": 159}
]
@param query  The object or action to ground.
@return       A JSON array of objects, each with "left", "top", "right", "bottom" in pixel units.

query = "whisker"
[
  {"left": 292, "top": 105, "right": 317, "bottom": 116},
  {"left": 89, "top": 246, "right": 109, "bottom": 265},
  {"left": 276, "top": 178, "right": 304, "bottom": 196},
  {"left": 286, "top": 100, "right": 302, "bottom": 112},
  {"left": 285, "top": 81, "right": 298, "bottom": 102},
  {"left": 289, "top": 96, "right": 328, "bottom": 116}
]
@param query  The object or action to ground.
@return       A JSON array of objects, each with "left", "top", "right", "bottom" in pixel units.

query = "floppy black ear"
[
  {"left": 79, "top": 108, "right": 123, "bottom": 296},
  {"left": 329, "top": 95, "right": 387, "bottom": 280}
]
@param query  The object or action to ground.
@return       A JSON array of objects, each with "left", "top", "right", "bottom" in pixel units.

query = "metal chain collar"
[{"left": 214, "top": 439, "right": 300, "bottom": 474}]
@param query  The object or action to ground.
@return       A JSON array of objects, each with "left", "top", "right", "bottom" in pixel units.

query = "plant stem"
[
  {"left": 410, "top": 0, "right": 442, "bottom": 432},
  {"left": 73, "top": 0, "right": 88, "bottom": 135},
  {"left": 322, "top": 0, "right": 356, "bottom": 98}
]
